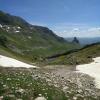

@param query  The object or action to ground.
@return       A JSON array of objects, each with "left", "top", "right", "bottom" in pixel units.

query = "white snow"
[
  {"left": 0, "top": 55, "right": 37, "bottom": 68},
  {"left": 76, "top": 57, "right": 100, "bottom": 88}
]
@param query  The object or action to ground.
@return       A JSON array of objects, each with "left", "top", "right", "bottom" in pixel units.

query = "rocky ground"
[{"left": 0, "top": 66, "right": 100, "bottom": 100}]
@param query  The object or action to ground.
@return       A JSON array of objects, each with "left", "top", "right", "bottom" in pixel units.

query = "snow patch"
[
  {"left": 0, "top": 55, "right": 37, "bottom": 68},
  {"left": 76, "top": 57, "right": 100, "bottom": 89}
]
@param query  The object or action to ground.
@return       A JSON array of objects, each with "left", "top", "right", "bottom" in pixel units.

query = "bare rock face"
[{"left": 72, "top": 37, "right": 80, "bottom": 44}]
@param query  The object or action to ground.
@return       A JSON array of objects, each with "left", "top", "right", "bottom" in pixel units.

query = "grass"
[
  {"left": 46, "top": 43, "right": 100, "bottom": 65},
  {"left": 0, "top": 10, "right": 81, "bottom": 65},
  {"left": 0, "top": 67, "right": 100, "bottom": 100},
  {"left": 0, "top": 26, "right": 80, "bottom": 64},
  {"left": 0, "top": 67, "right": 67, "bottom": 100}
]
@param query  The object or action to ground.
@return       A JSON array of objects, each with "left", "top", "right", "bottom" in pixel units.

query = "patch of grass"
[
  {"left": 0, "top": 68, "right": 67, "bottom": 100},
  {"left": 46, "top": 43, "right": 100, "bottom": 65}
]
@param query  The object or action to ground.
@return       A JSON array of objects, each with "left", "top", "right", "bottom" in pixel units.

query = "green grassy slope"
[
  {"left": 0, "top": 10, "right": 80, "bottom": 64},
  {"left": 46, "top": 43, "right": 100, "bottom": 65}
]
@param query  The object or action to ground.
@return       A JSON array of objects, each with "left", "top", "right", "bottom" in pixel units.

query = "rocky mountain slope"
[{"left": 72, "top": 37, "right": 80, "bottom": 44}]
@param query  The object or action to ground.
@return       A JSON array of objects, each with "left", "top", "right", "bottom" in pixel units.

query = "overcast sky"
[{"left": 0, "top": 0, "right": 100, "bottom": 37}]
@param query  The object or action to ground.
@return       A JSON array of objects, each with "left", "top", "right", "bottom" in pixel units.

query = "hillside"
[
  {"left": 0, "top": 10, "right": 80, "bottom": 64},
  {"left": 46, "top": 43, "right": 100, "bottom": 65}
]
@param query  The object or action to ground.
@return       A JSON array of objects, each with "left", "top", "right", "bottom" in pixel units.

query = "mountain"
[
  {"left": 0, "top": 11, "right": 30, "bottom": 27},
  {"left": 46, "top": 42, "right": 100, "bottom": 65},
  {"left": 72, "top": 37, "right": 80, "bottom": 44},
  {"left": 0, "top": 10, "right": 80, "bottom": 64},
  {"left": 66, "top": 37, "right": 100, "bottom": 45}
]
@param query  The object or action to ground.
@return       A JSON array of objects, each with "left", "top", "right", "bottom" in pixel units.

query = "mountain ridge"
[{"left": 0, "top": 10, "right": 80, "bottom": 64}]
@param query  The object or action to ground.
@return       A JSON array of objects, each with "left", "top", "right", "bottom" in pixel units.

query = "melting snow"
[
  {"left": 0, "top": 55, "right": 37, "bottom": 68},
  {"left": 76, "top": 57, "right": 100, "bottom": 88}
]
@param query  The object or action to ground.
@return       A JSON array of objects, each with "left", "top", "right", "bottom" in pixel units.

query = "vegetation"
[
  {"left": 0, "top": 10, "right": 100, "bottom": 100},
  {"left": 0, "top": 67, "right": 100, "bottom": 100},
  {"left": 46, "top": 43, "right": 100, "bottom": 65},
  {"left": 0, "top": 10, "right": 80, "bottom": 64},
  {"left": 0, "top": 67, "right": 67, "bottom": 100},
  {"left": 0, "top": 34, "right": 7, "bottom": 47}
]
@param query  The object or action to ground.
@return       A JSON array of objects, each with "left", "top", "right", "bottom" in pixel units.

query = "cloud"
[
  {"left": 73, "top": 28, "right": 79, "bottom": 31},
  {"left": 28, "top": 22, "right": 100, "bottom": 37},
  {"left": 87, "top": 27, "right": 100, "bottom": 32},
  {"left": 52, "top": 24, "right": 100, "bottom": 37}
]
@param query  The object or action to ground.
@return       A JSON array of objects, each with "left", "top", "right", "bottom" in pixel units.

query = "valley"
[{"left": 0, "top": 10, "right": 100, "bottom": 100}]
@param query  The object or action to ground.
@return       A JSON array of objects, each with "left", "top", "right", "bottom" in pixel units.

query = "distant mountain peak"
[{"left": 72, "top": 37, "right": 80, "bottom": 44}]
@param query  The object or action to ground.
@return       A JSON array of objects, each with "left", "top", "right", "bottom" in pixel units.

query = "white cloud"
[
  {"left": 87, "top": 27, "right": 100, "bottom": 32},
  {"left": 28, "top": 22, "right": 100, "bottom": 37},
  {"left": 73, "top": 28, "right": 79, "bottom": 31},
  {"left": 51, "top": 23, "right": 100, "bottom": 37}
]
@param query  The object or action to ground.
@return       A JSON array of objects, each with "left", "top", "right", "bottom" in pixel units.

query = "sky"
[{"left": 0, "top": 0, "right": 100, "bottom": 37}]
